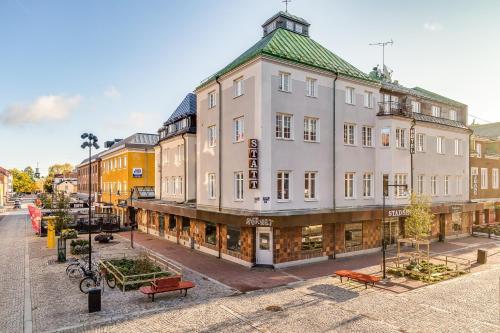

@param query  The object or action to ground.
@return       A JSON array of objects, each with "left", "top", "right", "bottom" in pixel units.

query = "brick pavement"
[{"left": 0, "top": 212, "right": 27, "bottom": 332}]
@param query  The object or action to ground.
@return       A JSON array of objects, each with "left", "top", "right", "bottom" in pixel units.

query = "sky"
[{"left": 1, "top": 0, "right": 499, "bottom": 175}]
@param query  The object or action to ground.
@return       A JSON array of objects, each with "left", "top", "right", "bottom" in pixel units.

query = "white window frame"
[
  {"left": 431, "top": 176, "right": 438, "bottom": 196},
  {"left": 411, "top": 101, "right": 421, "bottom": 113},
  {"left": 304, "top": 117, "right": 319, "bottom": 142},
  {"left": 432, "top": 105, "right": 441, "bottom": 118},
  {"left": 233, "top": 117, "right": 244, "bottom": 142},
  {"left": 234, "top": 171, "right": 244, "bottom": 201},
  {"left": 417, "top": 133, "right": 425, "bottom": 152},
  {"left": 396, "top": 128, "right": 406, "bottom": 148},
  {"left": 436, "top": 136, "right": 444, "bottom": 154},
  {"left": 362, "top": 126, "right": 373, "bottom": 147},
  {"left": 208, "top": 125, "right": 216, "bottom": 147},
  {"left": 417, "top": 175, "right": 424, "bottom": 195},
  {"left": 343, "top": 123, "right": 356, "bottom": 145},
  {"left": 276, "top": 113, "right": 293, "bottom": 140},
  {"left": 208, "top": 173, "right": 216, "bottom": 199},
  {"left": 234, "top": 77, "right": 244, "bottom": 97},
  {"left": 493, "top": 169, "right": 499, "bottom": 189},
  {"left": 454, "top": 139, "right": 461, "bottom": 156},
  {"left": 476, "top": 143, "right": 482, "bottom": 158},
  {"left": 277, "top": 171, "right": 291, "bottom": 201},
  {"left": 279, "top": 72, "right": 291, "bottom": 92},
  {"left": 304, "top": 171, "right": 317, "bottom": 201},
  {"left": 306, "top": 77, "right": 317, "bottom": 97},
  {"left": 449, "top": 110, "right": 457, "bottom": 121},
  {"left": 363, "top": 91, "right": 373, "bottom": 108},
  {"left": 344, "top": 172, "right": 355, "bottom": 199},
  {"left": 363, "top": 173, "right": 373, "bottom": 198},
  {"left": 381, "top": 127, "right": 390, "bottom": 147},
  {"left": 394, "top": 174, "right": 408, "bottom": 197},
  {"left": 208, "top": 91, "right": 217, "bottom": 108},
  {"left": 345, "top": 87, "right": 355, "bottom": 105},
  {"left": 481, "top": 168, "right": 488, "bottom": 189},
  {"left": 444, "top": 176, "right": 449, "bottom": 196}
]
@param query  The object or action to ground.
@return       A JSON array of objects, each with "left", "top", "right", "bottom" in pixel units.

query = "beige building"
[{"left": 54, "top": 178, "right": 78, "bottom": 195}]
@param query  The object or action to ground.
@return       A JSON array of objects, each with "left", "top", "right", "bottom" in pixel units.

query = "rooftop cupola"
[{"left": 262, "top": 11, "right": 310, "bottom": 37}]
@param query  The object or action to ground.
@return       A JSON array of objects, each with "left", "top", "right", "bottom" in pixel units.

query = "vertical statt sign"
[{"left": 248, "top": 139, "right": 259, "bottom": 189}]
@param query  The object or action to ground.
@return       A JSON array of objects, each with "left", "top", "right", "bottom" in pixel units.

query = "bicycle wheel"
[
  {"left": 79, "top": 277, "right": 96, "bottom": 293},
  {"left": 68, "top": 267, "right": 83, "bottom": 279},
  {"left": 66, "top": 263, "right": 79, "bottom": 276},
  {"left": 106, "top": 274, "right": 116, "bottom": 289}
]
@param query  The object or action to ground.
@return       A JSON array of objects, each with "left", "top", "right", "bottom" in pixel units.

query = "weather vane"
[{"left": 283, "top": 0, "right": 291, "bottom": 13}]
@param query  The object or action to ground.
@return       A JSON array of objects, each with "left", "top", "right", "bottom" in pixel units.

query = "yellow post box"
[{"left": 45, "top": 217, "right": 56, "bottom": 249}]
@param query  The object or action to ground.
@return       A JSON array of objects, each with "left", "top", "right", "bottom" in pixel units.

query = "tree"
[
  {"left": 10, "top": 168, "right": 36, "bottom": 193},
  {"left": 52, "top": 192, "right": 72, "bottom": 233},
  {"left": 405, "top": 193, "right": 434, "bottom": 240},
  {"left": 48, "top": 163, "right": 73, "bottom": 176},
  {"left": 23, "top": 166, "right": 35, "bottom": 180}
]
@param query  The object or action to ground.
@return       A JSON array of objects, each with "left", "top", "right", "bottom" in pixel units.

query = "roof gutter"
[
  {"left": 216, "top": 75, "right": 223, "bottom": 212},
  {"left": 182, "top": 133, "right": 188, "bottom": 203}
]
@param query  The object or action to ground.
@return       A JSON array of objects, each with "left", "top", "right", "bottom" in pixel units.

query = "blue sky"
[{"left": 1, "top": 0, "right": 499, "bottom": 175}]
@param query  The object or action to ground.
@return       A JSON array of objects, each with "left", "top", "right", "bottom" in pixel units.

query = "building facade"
[
  {"left": 76, "top": 154, "right": 101, "bottom": 202},
  {"left": 99, "top": 133, "right": 158, "bottom": 225},
  {"left": 133, "top": 11, "right": 475, "bottom": 267}
]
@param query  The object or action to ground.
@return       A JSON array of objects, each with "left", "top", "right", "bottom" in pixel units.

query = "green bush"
[
  {"left": 61, "top": 229, "right": 78, "bottom": 239},
  {"left": 70, "top": 239, "right": 90, "bottom": 255},
  {"left": 107, "top": 257, "right": 171, "bottom": 290}
]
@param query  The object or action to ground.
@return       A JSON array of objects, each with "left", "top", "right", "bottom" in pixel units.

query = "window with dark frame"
[
  {"left": 168, "top": 215, "right": 176, "bottom": 231},
  {"left": 227, "top": 226, "right": 241, "bottom": 252},
  {"left": 205, "top": 222, "right": 217, "bottom": 245},
  {"left": 182, "top": 217, "right": 190, "bottom": 232},
  {"left": 301, "top": 225, "right": 323, "bottom": 250},
  {"left": 345, "top": 223, "right": 363, "bottom": 252}
]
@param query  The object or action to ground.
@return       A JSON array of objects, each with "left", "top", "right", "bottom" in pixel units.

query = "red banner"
[{"left": 28, "top": 205, "right": 41, "bottom": 234}]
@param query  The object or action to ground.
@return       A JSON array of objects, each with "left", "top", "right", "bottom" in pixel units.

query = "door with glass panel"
[{"left": 255, "top": 227, "right": 273, "bottom": 266}]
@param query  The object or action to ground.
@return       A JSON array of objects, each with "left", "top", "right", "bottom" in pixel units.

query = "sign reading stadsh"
[{"left": 248, "top": 139, "right": 259, "bottom": 189}]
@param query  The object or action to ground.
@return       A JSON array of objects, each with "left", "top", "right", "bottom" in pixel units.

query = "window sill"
[
  {"left": 278, "top": 89, "right": 292, "bottom": 94},
  {"left": 362, "top": 145, "right": 374, "bottom": 148},
  {"left": 233, "top": 94, "right": 244, "bottom": 99},
  {"left": 277, "top": 199, "right": 291, "bottom": 203},
  {"left": 304, "top": 198, "right": 318, "bottom": 202},
  {"left": 304, "top": 140, "right": 320, "bottom": 143},
  {"left": 344, "top": 197, "right": 357, "bottom": 200},
  {"left": 344, "top": 143, "right": 357, "bottom": 147},
  {"left": 208, "top": 197, "right": 217, "bottom": 200},
  {"left": 364, "top": 106, "right": 373, "bottom": 109},
  {"left": 362, "top": 196, "right": 374, "bottom": 200},
  {"left": 345, "top": 102, "right": 356, "bottom": 106},
  {"left": 233, "top": 140, "right": 244, "bottom": 144},
  {"left": 306, "top": 95, "right": 318, "bottom": 99},
  {"left": 276, "top": 137, "right": 294, "bottom": 141},
  {"left": 233, "top": 199, "right": 244, "bottom": 202}
]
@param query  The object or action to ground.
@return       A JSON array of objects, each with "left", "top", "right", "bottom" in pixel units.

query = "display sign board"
[
  {"left": 450, "top": 205, "right": 463, "bottom": 213},
  {"left": 409, "top": 127, "right": 416, "bottom": 154},
  {"left": 386, "top": 208, "right": 410, "bottom": 218},
  {"left": 245, "top": 217, "right": 273, "bottom": 227},
  {"left": 248, "top": 139, "right": 259, "bottom": 189},
  {"left": 132, "top": 168, "right": 143, "bottom": 178}
]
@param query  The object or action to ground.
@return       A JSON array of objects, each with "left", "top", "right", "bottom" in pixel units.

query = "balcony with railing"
[{"left": 377, "top": 101, "right": 411, "bottom": 116}]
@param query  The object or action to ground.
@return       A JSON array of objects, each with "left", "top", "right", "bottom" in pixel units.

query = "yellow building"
[{"left": 98, "top": 133, "right": 158, "bottom": 226}]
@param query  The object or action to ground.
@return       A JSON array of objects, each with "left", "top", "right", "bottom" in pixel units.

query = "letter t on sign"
[{"left": 248, "top": 139, "right": 259, "bottom": 189}]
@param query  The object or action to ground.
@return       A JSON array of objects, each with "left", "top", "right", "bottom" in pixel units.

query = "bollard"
[{"left": 477, "top": 249, "right": 488, "bottom": 264}]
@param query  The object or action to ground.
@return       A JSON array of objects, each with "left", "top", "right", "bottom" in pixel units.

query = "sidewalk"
[{"left": 119, "top": 230, "right": 500, "bottom": 293}]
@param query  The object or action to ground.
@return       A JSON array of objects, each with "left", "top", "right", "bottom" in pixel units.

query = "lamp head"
[
  {"left": 93, "top": 143, "right": 100, "bottom": 149},
  {"left": 81, "top": 133, "right": 88, "bottom": 139}
]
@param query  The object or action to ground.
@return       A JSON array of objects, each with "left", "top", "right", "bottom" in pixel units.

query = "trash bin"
[
  {"left": 477, "top": 249, "right": 488, "bottom": 264},
  {"left": 88, "top": 288, "right": 101, "bottom": 313}
]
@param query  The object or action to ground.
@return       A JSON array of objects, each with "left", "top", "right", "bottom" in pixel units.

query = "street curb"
[{"left": 24, "top": 215, "right": 33, "bottom": 333}]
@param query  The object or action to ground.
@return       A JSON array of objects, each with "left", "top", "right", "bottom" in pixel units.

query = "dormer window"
[
  {"left": 267, "top": 21, "right": 276, "bottom": 33},
  {"left": 286, "top": 21, "right": 294, "bottom": 30},
  {"left": 262, "top": 12, "right": 310, "bottom": 37},
  {"left": 295, "top": 24, "right": 303, "bottom": 33}
]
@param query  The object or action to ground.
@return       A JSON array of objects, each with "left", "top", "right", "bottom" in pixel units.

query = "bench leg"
[
  {"left": 152, "top": 294, "right": 155, "bottom": 302},
  {"left": 183, "top": 289, "right": 188, "bottom": 297},
  {"left": 339, "top": 276, "right": 343, "bottom": 283}
]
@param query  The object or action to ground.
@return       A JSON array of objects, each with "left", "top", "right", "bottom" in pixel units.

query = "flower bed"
[
  {"left": 388, "top": 260, "right": 465, "bottom": 283},
  {"left": 61, "top": 229, "right": 78, "bottom": 240},
  {"left": 101, "top": 256, "right": 173, "bottom": 291},
  {"left": 70, "top": 239, "right": 89, "bottom": 255}
]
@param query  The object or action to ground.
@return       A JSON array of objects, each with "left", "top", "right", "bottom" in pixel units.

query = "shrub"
[
  {"left": 70, "top": 239, "right": 90, "bottom": 255},
  {"left": 61, "top": 229, "right": 78, "bottom": 239}
]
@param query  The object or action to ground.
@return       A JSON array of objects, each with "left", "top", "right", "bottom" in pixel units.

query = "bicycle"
[
  {"left": 66, "top": 257, "right": 99, "bottom": 279},
  {"left": 79, "top": 264, "right": 116, "bottom": 293}
]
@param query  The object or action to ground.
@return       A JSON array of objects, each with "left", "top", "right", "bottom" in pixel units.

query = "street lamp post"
[
  {"left": 80, "top": 133, "right": 99, "bottom": 270},
  {"left": 130, "top": 188, "right": 134, "bottom": 249},
  {"left": 382, "top": 183, "right": 408, "bottom": 279}
]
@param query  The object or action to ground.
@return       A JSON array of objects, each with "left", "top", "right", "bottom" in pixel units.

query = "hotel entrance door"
[{"left": 255, "top": 227, "right": 273, "bottom": 266}]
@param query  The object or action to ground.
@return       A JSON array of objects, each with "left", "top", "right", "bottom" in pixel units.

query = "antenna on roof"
[
  {"left": 369, "top": 39, "right": 393, "bottom": 80},
  {"left": 282, "top": 0, "right": 291, "bottom": 12}
]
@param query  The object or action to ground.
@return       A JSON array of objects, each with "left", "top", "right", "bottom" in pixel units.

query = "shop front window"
[
  {"left": 182, "top": 217, "right": 190, "bottom": 233},
  {"left": 168, "top": 215, "right": 176, "bottom": 231},
  {"left": 383, "top": 218, "right": 399, "bottom": 245},
  {"left": 205, "top": 222, "right": 217, "bottom": 245},
  {"left": 301, "top": 225, "right": 323, "bottom": 250},
  {"left": 227, "top": 226, "right": 241, "bottom": 252},
  {"left": 452, "top": 212, "right": 462, "bottom": 232},
  {"left": 345, "top": 223, "right": 363, "bottom": 252}
]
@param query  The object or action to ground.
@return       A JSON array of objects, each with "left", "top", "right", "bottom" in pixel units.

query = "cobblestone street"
[{"left": 1, "top": 211, "right": 500, "bottom": 332}]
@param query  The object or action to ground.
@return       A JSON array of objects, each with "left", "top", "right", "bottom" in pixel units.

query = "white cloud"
[
  {"left": 104, "top": 85, "right": 121, "bottom": 99},
  {"left": 423, "top": 22, "right": 443, "bottom": 31},
  {"left": 0, "top": 95, "right": 81, "bottom": 125}
]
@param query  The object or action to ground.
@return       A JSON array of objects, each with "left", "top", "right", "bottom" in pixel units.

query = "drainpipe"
[
  {"left": 410, "top": 118, "right": 416, "bottom": 193},
  {"left": 159, "top": 141, "right": 163, "bottom": 200},
  {"left": 216, "top": 76, "right": 223, "bottom": 212},
  {"left": 332, "top": 72, "right": 338, "bottom": 260},
  {"left": 182, "top": 133, "right": 188, "bottom": 203}
]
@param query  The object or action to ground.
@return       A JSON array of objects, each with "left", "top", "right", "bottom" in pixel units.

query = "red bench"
[
  {"left": 139, "top": 276, "right": 195, "bottom": 302},
  {"left": 334, "top": 270, "right": 381, "bottom": 289}
]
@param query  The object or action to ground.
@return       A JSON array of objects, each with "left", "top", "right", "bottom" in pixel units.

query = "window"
[
  {"left": 304, "top": 172, "right": 317, "bottom": 200},
  {"left": 234, "top": 172, "right": 244, "bottom": 201},
  {"left": 481, "top": 168, "right": 488, "bottom": 189},
  {"left": 411, "top": 101, "right": 421, "bottom": 113},
  {"left": 234, "top": 77, "right": 244, "bottom": 97},
  {"left": 417, "top": 133, "right": 425, "bottom": 152},
  {"left": 449, "top": 110, "right": 457, "bottom": 121},
  {"left": 279, "top": 72, "right": 291, "bottom": 92},
  {"left": 227, "top": 226, "right": 241, "bottom": 252},
  {"left": 267, "top": 21, "right": 276, "bottom": 32},
  {"left": 493, "top": 169, "right": 499, "bottom": 189},
  {"left": 444, "top": 176, "right": 449, "bottom": 195},
  {"left": 205, "top": 222, "right": 217, "bottom": 245},
  {"left": 345, "top": 223, "right": 363, "bottom": 252},
  {"left": 175, "top": 177, "right": 182, "bottom": 195},
  {"left": 276, "top": 113, "right": 292, "bottom": 139},
  {"left": 436, "top": 136, "right": 444, "bottom": 154},
  {"left": 286, "top": 20, "right": 294, "bottom": 30},
  {"left": 432, "top": 105, "right": 441, "bottom": 117},
  {"left": 168, "top": 215, "right": 176, "bottom": 230},
  {"left": 277, "top": 171, "right": 290, "bottom": 201},
  {"left": 118, "top": 158, "right": 122, "bottom": 169},
  {"left": 456, "top": 176, "right": 463, "bottom": 195},
  {"left": 396, "top": 128, "right": 406, "bottom": 148},
  {"left": 343, "top": 123, "right": 355, "bottom": 145},
  {"left": 233, "top": 117, "right": 244, "bottom": 142},
  {"left": 208, "top": 125, "right": 216, "bottom": 147},
  {"left": 431, "top": 176, "right": 438, "bottom": 195},
  {"left": 363, "top": 173, "right": 373, "bottom": 198},
  {"left": 362, "top": 126, "right": 373, "bottom": 147},
  {"left": 345, "top": 87, "right": 355, "bottom": 105},
  {"left": 301, "top": 225, "right": 322, "bottom": 250},
  {"left": 476, "top": 143, "right": 482, "bottom": 158},
  {"left": 178, "top": 145, "right": 184, "bottom": 162},
  {"left": 295, "top": 24, "right": 303, "bottom": 34},
  {"left": 381, "top": 127, "right": 390, "bottom": 147},
  {"left": 417, "top": 175, "right": 424, "bottom": 194},
  {"left": 304, "top": 117, "right": 319, "bottom": 142},
  {"left": 394, "top": 174, "right": 408, "bottom": 197},
  {"left": 306, "top": 78, "right": 317, "bottom": 97},
  {"left": 208, "top": 173, "right": 216, "bottom": 199},
  {"left": 208, "top": 91, "right": 217, "bottom": 108},
  {"left": 123, "top": 156, "right": 127, "bottom": 167},
  {"left": 344, "top": 173, "right": 355, "bottom": 199},
  {"left": 364, "top": 91, "right": 373, "bottom": 108},
  {"left": 454, "top": 139, "right": 461, "bottom": 155}
]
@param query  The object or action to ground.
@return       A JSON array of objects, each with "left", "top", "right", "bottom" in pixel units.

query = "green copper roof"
[
  {"left": 198, "top": 28, "right": 376, "bottom": 89},
  {"left": 412, "top": 87, "right": 465, "bottom": 108}
]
